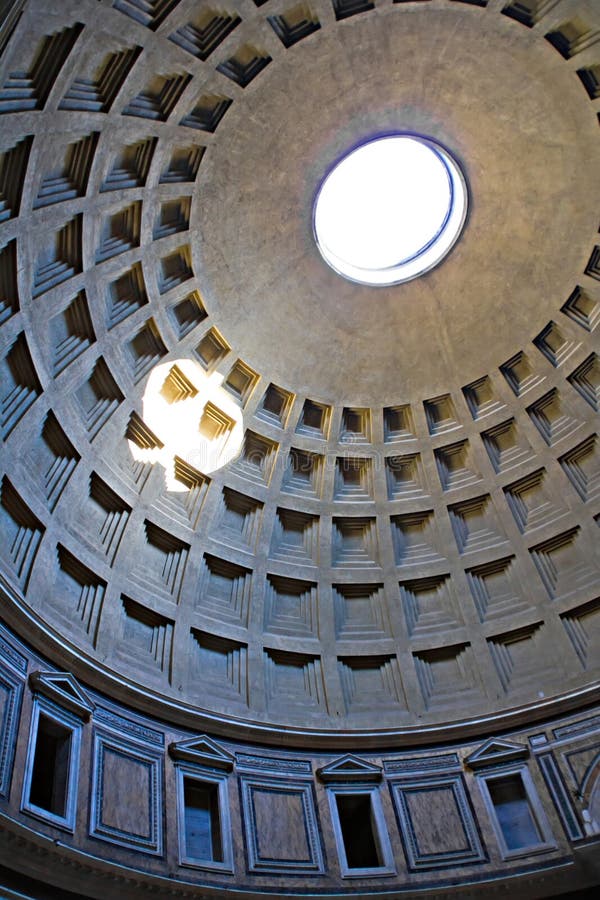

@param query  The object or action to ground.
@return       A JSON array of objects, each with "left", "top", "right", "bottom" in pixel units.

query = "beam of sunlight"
[{"left": 128, "top": 359, "right": 244, "bottom": 491}]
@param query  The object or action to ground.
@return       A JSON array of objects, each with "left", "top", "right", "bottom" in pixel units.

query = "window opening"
[
  {"left": 488, "top": 774, "right": 542, "bottom": 851},
  {"left": 28, "top": 712, "right": 72, "bottom": 818},
  {"left": 336, "top": 792, "right": 381, "bottom": 869},
  {"left": 183, "top": 777, "right": 223, "bottom": 862}
]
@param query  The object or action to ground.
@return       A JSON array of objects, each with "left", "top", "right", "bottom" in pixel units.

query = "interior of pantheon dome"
[{"left": 0, "top": 1, "right": 600, "bottom": 898}]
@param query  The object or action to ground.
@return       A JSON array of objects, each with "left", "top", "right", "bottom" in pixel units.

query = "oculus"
[{"left": 313, "top": 134, "right": 468, "bottom": 286}]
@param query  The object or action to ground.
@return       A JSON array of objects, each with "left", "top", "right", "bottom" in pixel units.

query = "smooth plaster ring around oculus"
[{"left": 313, "top": 134, "right": 468, "bottom": 286}]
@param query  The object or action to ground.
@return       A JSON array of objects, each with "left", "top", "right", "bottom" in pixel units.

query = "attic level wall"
[{"left": 0, "top": 619, "right": 599, "bottom": 900}]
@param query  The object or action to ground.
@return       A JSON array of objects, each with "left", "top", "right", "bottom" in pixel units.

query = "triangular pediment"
[
  {"left": 29, "top": 671, "right": 94, "bottom": 720},
  {"left": 168, "top": 734, "right": 235, "bottom": 771},
  {"left": 465, "top": 738, "right": 529, "bottom": 769},
  {"left": 317, "top": 754, "right": 382, "bottom": 783}
]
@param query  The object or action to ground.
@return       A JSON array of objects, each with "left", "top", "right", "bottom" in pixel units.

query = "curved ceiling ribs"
[{"left": 0, "top": 0, "right": 599, "bottom": 747}]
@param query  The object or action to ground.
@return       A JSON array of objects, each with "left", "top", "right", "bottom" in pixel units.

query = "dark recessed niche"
[
  {"left": 545, "top": 19, "right": 595, "bottom": 60},
  {"left": 160, "top": 146, "right": 205, "bottom": 185},
  {"left": 60, "top": 46, "right": 142, "bottom": 113},
  {"left": 0, "top": 239, "right": 19, "bottom": 324},
  {"left": 501, "top": 1, "right": 539, "bottom": 28},
  {"left": 577, "top": 66, "right": 600, "bottom": 100},
  {"left": 268, "top": 4, "right": 321, "bottom": 48},
  {"left": 561, "top": 286, "right": 600, "bottom": 332},
  {"left": 232, "top": 431, "right": 278, "bottom": 485},
  {"left": 158, "top": 246, "right": 193, "bottom": 294},
  {"left": 153, "top": 197, "right": 191, "bottom": 240},
  {"left": 385, "top": 453, "right": 427, "bottom": 500},
  {"left": 126, "top": 410, "right": 163, "bottom": 452},
  {"left": 218, "top": 487, "right": 263, "bottom": 550},
  {"left": 2, "top": 332, "right": 42, "bottom": 438},
  {"left": 32, "top": 215, "right": 83, "bottom": 298},
  {"left": 333, "top": 1, "right": 374, "bottom": 23},
  {"left": 282, "top": 447, "right": 324, "bottom": 497},
  {"left": 0, "top": 476, "right": 45, "bottom": 591},
  {"left": 335, "top": 793, "right": 380, "bottom": 868},
  {"left": 296, "top": 398, "right": 331, "bottom": 438},
  {"left": 33, "top": 131, "right": 100, "bottom": 209},
  {"left": 0, "top": 136, "right": 32, "bottom": 220},
  {"left": 567, "top": 353, "right": 600, "bottom": 411},
  {"left": 39, "top": 411, "right": 80, "bottom": 510},
  {"left": 224, "top": 360, "right": 259, "bottom": 405},
  {"left": 75, "top": 357, "right": 124, "bottom": 439},
  {"left": 264, "top": 573, "right": 318, "bottom": 637},
  {"left": 270, "top": 507, "right": 318, "bottom": 566},
  {"left": 333, "top": 517, "right": 379, "bottom": 568},
  {"left": 183, "top": 777, "right": 223, "bottom": 863},
  {"left": 216, "top": 46, "right": 271, "bottom": 89},
  {"left": 198, "top": 553, "right": 252, "bottom": 626},
  {"left": 50, "top": 291, "right": 95, "bottom": 376},
  {"left": 500, "top": 350, "right": 544, "bottom": 397},
  {"left": 101, "top": 138, "right": 157, "bottom": 192},
  {"left": 424, "top": 394, "right": 460, "bottom": 436},
  {"left": 123, "top": 72, "right": 192, "bottom": 122},
  {"left": 434, "top": 439, "right": 480, "bottom": 491},
  {"left": 559, "top": 434, "right": 600, "bottom": 503},
  {"left": 195, "top": 327, "right": 230, "bottom": 371},
  {"left": 481, "top": 418, "right": 533, "bottom": 474},
  {"left": 127, "top": 319, "right": 168, "bottom": 383},
  {"left": 28, "top": 713, "right": 71, "bottom": 818},
  {"left": 106, "top": 263, "right": 149, "bottom": 330},
  {"left": 383, "top": 405, "right": 415, "bottom": 441},
  {"left": 180, "top": 95, "right": 232, "bottom": 133},
  {"left": 487, "top": 774, "right": 542, "bottom": 850},
  {"left": 169, "top": 292, "right": 206, "bottom": 338},
  {"left": 169, "top": 9, "right": 240, "bottom": 61},
  {"left": 257, "top": 383, "right": 294, "bottom": 427},
  {"left": 526, "top": 388, "right": 582, "bottom": 446},
  {"left": 334, "top": 457, "right": 374, "bottom": 501},
  {"left": 0, "top": 23, "right": 83, "bottom": 114},
  {"left": 533, "top": 320, "right": 578, "bottom": 368},
  {"left": 561, "top": 596, "right": 600, "bottom": 668},
  {"left": 462, "top": 375, "right": 504, "bottom": 420},
  {"left": 340, "top": 407, "right": 371, "bottom": 443},
  {"left": 113, "top": 0, "right": 180, "bottom": 31},
  {"left": 96, "top": 202, "right": 142, "bottom": 263}
]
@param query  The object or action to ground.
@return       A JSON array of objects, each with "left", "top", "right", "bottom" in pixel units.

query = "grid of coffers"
[{"left": 0, "top": 0, "right": 599, "bottom": 731}]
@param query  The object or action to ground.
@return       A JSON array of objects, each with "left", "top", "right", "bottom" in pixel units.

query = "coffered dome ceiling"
[{"left": 0, "top": 0, "right": 599, "bottom": 747}]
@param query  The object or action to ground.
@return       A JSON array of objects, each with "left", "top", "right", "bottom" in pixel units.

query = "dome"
[{"left": 0, "top": 1, "right": 599, "bottom": 898}]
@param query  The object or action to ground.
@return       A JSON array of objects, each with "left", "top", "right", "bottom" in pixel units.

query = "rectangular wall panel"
[
  {"left": 391, "top": 774, "right": 486, "bottom": 870},
  {"left": 90, "top": 731, "right": 163, "bottom": 854},
  {"left": 0, "top": 667, "right": 23, "bottom": 798},
  {"left": 0, "top": 631, "right": 26, "bottom": 800},
  {"left": 240, "top": 775, "right": 324, "bottom": 874}
]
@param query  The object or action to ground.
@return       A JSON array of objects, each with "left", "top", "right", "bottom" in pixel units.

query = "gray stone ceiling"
[{"left": 0, "top": 0, "right": 599, "bottom": 745}]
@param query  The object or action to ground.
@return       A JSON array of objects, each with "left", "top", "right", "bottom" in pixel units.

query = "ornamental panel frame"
[
  {"left": 89, "top": 729, "right": 163, "bottom": 855},
  {"left": 239, "top": 774, "right": 325, "bottom": 875},
  {"left": 0, "top": 664, "right": 24, "bottom": 799},
  {"left": 390, "top": 772, "right": 486, "bottom": 870}
]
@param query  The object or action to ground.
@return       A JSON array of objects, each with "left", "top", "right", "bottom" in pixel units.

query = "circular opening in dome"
[{"left": 313, "top": 134, "right": 468, "bottom": 286}]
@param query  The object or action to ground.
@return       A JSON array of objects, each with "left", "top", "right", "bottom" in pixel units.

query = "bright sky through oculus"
[{"left": 313, "top": 135, "right": 467, "bottom": 286}]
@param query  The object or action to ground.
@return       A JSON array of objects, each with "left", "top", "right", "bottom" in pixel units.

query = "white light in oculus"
[{"left": 313, "top": 135, "right": 468, "bottom": 286}]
